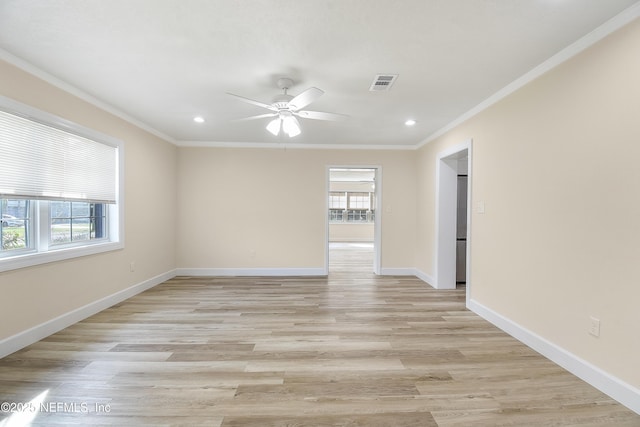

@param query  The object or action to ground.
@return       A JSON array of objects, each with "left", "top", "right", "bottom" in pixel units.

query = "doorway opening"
[
  {"left": 326, "top": 167, "right": 381, "bottom": 275},
  {"left": 435, "top": 140, "right": 472, "bottom": 298},
  {"left": 456, "top": 174, "right": 468, "bottom": 288}
]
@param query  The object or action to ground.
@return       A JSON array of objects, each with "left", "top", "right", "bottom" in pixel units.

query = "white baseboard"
[
  {"left": 468, "top": 298, "right": 640, "bottom": 415},
  {"left": 414, "top": 269, "right": 436, "bottom": 287},
  {"left": 176, "top": 267, "right": 326, "bottom": 277},
  {"left": 378, "top": 268, "right": 435, "bottom": 288},
  {"left": 380, "top": 267, "right": 416, "bottom": 276},
  {"left": 0, "top": 269, "right": 177, "bottom": 359}
]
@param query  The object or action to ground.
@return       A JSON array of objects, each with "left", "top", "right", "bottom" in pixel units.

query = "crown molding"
[
  {"left": 175, "top": 140, "right": 418, "bottom": 150},
  {"left": 0, "top": 49, "right": 178, "bottom": 146},
  {"left": 417, "top": 2, "right": 640, "bottom": 148}
]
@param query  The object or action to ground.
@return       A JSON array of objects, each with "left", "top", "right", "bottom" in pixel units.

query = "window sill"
[{"left": 0, "top": 240, "right": 123, "bottom": 273}]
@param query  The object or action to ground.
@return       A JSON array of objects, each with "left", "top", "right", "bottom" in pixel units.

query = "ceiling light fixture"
[
  {"left": 266, "top": 111, "right": 301, "bottom": 137},
  {"left": 228, "top": 77, "right": 346, "bottom": 138},
  {"left": 193, "top": 116, "right": 205, "bottom": 123},
  {"left": 266, "top": 118, "right": 281, "bottom": 136},
  {"left": 405, "top": 119, "right": 416, "bottom": 126}
]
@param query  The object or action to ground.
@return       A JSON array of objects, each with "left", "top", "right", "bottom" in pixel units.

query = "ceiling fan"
[{"left": 227, "top": 78, "right": 348, "bottom": 137}]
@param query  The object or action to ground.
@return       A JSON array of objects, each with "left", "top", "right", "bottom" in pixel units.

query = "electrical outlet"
[
  {"left": 589, "top": 316, "right": 600, "bottom": 337},
  {"left": 130, "top": 261, "right": 135, "bottom": 272}
]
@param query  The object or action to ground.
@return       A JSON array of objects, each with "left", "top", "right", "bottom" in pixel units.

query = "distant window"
[
  {"left": 329, "top": 191, "right": 375, "bottom": 223},
  {"left": 329, "top": 209, "right": 344, "bottom": 222},
  {"left": 329, "top": 192, "right": 347, "bottom": 209},
  {"left": 347, "top": 209, "right": 368, "bottom": 223},
  {"left": 348, "top": 192, "right": 370, "bottom": 209}
]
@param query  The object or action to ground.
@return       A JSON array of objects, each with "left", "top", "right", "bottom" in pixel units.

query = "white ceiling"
[{"left": 1, "top": 0, "right": 638, "bottom": 148}]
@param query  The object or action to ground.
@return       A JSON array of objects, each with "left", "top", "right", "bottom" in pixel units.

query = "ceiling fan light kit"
[
  {"left": 227, "top": 77, "right": 348, "bottom": 138},
  {"left": 266, "top": 118, "right": 282, "bottom": 136}
]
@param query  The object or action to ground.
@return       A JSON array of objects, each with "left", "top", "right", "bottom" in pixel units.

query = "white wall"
[
  {"left": 416, "top": 18, "right": 640, "bottom": 392},
  {"left": 176, "top": 148, "right": 416, "bottom": 273},
  {"left": 329, "top": 223, "right": 374, "bottom": 242},
  {"left": 0, "top": 60, "right": 177, "bottom": 345}
]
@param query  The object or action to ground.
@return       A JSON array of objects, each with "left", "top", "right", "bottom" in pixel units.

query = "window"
[
  {"left": 348, "top": 192, "right": 370, "bottom": 209},
  {"left": 329, "top": 192, "right": 347, "bottom": 210},
  {"left": 347, "top": 209, "right": 369, "bottom": 222},
  {"left": 346, "top": 192, "right": 374, "bottom": 223},
  {"left": 1, "top": 199, "right": 31, "bottom": 252},
  {"left": 0, "top": 96, "right": 123, "bottom": 272},
  {"left": 50, "top": 201, "right": 107, "bottom": 245},
  {"left": 329, "top": 191, "right": 375, "bottom": 223},
  {"left": 329, "top": 209, "right": 344, "bottom": 222}
]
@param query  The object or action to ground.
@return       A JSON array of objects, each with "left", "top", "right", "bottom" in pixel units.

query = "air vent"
[{"left": 369, "top": 74, "right": 398, "bottom": 91}]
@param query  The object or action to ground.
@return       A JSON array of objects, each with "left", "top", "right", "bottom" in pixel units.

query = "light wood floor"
[{"left": 1, "top": 243, "right": 638, "bottom": 426}]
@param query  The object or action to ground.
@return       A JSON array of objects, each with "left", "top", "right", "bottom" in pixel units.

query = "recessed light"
[
  {"left": 193, "top": 116, "right": 205, "bottom": 123},
  {"left": 405, "top": 119, "right": 416, "bottom": 126}
]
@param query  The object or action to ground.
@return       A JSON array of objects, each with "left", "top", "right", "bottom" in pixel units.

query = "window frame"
[{"left": 0, "top": 96, "right": 124, "bottom": 273}]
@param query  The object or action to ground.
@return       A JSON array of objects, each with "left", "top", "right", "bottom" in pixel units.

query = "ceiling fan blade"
[
  {"left": 296, "top": 110, "right": 349, "bottom": 121},
  {"left": 288, "top": 87, "right": 324, "bottom": 111},
  {"left": 232, "top": 113, "right": 276, "bottom": 122},
  {"left": 226, "top": 93, "right": 277, "bottom": 111}
]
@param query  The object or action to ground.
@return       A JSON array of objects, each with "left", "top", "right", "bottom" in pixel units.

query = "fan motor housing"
[{"left": 271, "top": 96, "right": 293, "bottom": 106}]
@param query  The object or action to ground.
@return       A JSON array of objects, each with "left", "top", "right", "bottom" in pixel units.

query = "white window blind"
[
  {"left": 0, "top": 108, "right": 117, "bottom": 203},
  {"left": 329, "top": 192, "right": 347, "bottom": 209}
]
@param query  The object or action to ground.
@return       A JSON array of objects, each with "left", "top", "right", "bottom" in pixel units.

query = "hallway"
[{"left": 328, "top": 242, "right": 374, "bottom": 275}]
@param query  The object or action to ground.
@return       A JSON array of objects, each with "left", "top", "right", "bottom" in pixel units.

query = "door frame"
[
  {"left": 325, "top": 165, "right": 382, "bottom": 275},
  {"left": 435, "top": 140, "right": 472, "bottom": 301}
]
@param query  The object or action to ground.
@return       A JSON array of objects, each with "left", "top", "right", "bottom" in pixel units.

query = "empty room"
[{"left": 1, "top": 1, "right": 639, "bottom": 425}]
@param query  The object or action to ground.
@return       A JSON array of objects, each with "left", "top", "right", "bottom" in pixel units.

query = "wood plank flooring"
[{"left": 1, "top": 243, "right": 638, "bottom": 426}]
